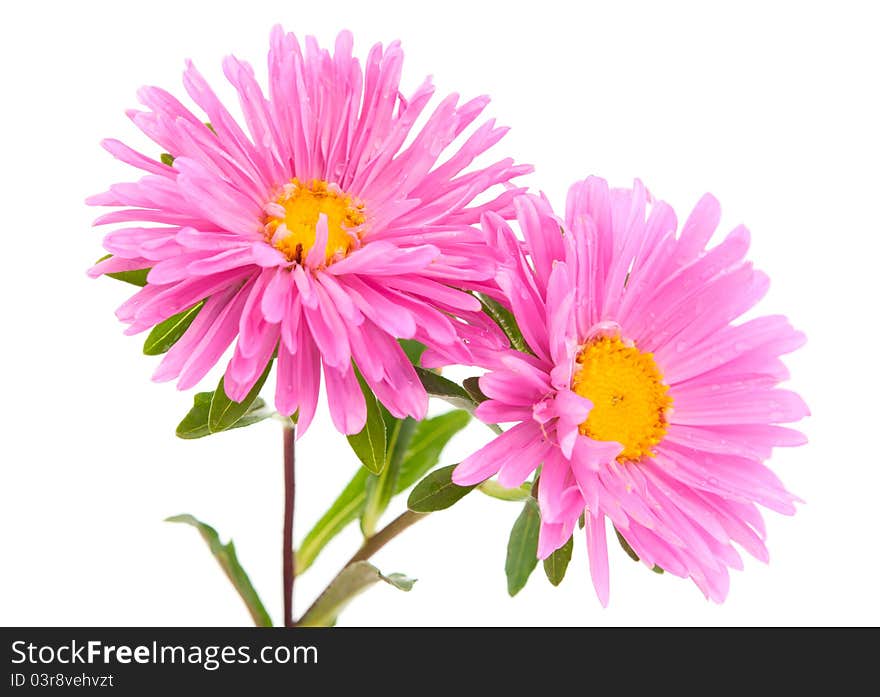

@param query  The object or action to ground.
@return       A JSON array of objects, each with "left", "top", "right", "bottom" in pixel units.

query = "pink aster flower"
[
  {"left": 88, "top": 27, "right": 528, "bottom": 435},
  {"left": 453, "top": 181, "right": 807, "bottom": 604}
]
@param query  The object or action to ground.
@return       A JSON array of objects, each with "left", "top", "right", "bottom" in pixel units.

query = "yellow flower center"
[
  {"left": 264, "top": 179, "right": 365, "bottom": 265},
  {"left": 571, "top": 335, "right": 672, "bottom": 463}
]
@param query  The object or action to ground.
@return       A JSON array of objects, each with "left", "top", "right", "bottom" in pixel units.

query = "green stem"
[
  {"left": 297, "top": 510, "right": 428, "bottom": 625},
  {"left": 348, "top": 509, "right": 427, "bottom": 565}
]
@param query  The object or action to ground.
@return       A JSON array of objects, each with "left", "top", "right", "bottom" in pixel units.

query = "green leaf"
[
  {"left": 166, "top": 514, "right": 272, "bottom": 627},
  {"left": 462, "top": 376, "right": 488, "bottom": 404},
  {"left": 398, "top": 339, "right": 427, "bottom": 366},
  {"left": 396, "top": 410, "right": 471, "bottom": 492},
  {"left": 614, "top": 527, "right": 664, "bottom": 573},
  {"left": 407, "top": 464, "right": 476, "bottom": 513},
  {"left": 615, "top": 527, "right": 640, "bottom": 562},
  {"left": 414, "top": 367, "right": 502, "bottom": 435},
  {"left": 361, "top": 417, "right": 416, "bottom": 536},
  {"left": 345, "top": 372, "right": 388, "bottom": 475},
  {"left": 297, "top": 410, "right": 471, "bottom": 573},
  {"left": 505, "top": 498, "right": 541, "bottom": 596},
  {"left": 160, "top": 153, "right": 175, "bottom": 166},
  {"left": 478, "top": 480, "right": 531, "bottom": 502},
  {"left": 360, "top": 415, "right": 412, "bottom": 533},
  {"left": 108, "top": 268, "right": 150, "bottom": 286},
  {"left": 96, "top": 254, "right": 150, "bottom": 286},
  {"left": 477, "top": 293, "right": 532, "bottom": 355},
  {"left": 208, "top": 361, "right": 273, "bottom": 433},
  {"left": 296, "top": 469, "right": 370, "bottom": 574},
  {"left": 176, "top": 392, "right": 271, "bottom": 439},
  {"left": 414, "top": 367, "right": 476, "bottom": 411},
  {"left": 543, "top": 536, "right": 573, "bottom": 586},
  {"left": 143, "top": 302, "right": 203, "bottom": 355},
  {"left": 297, "top": 561, "right": 414, "bottom": 627},
  {"left": 383, "top": 572, "right": 417, "bottom": 591}
]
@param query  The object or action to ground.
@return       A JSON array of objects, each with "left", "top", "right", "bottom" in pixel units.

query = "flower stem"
[
  {"left": 345, "top": 510, "right": 428, "bottom": 565},
  {"left": 282, "top": 422, "right": 296, "bottom": 628}
]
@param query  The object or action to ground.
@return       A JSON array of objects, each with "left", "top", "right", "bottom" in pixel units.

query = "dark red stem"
[{"left": 282, "top": 423, "right": 296, "bottom": 628}]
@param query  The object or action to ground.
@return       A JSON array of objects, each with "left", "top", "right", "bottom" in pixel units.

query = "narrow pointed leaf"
[
  {"left": 407, "top": 464, "right": 476, "bottom": 513},
  {"left": 108, "top": 268, "right": 150, "bottom": 286},
  {"left": 462, "top": 376, "right": 489, "bottom": 404},
  {"left": 505, "top": 498, "right": 541, "bottom": 596},
  {"left": 614, "top": 528, "right": 664, "bottom": 574},
  {"left": 361, "top": 417, "right": 415, "bottom": 535},
  {"left": 298, "top": 410, "right": 470, "bottom": 573},
  {"left": 143, "top": 302, "right": 203, "bottom": 355},
  {"left": 176, "top": 392, "right": 270, "bottom": 439},
  {"left": 166, "top": 514, "right": 272, "bottom": 627},
  {"left": 414, "top": 367, "right": 476, "bottom": 412},
  {"left": 398, "top": 339, "right": 427, "bottom": 366},
  {"left": 360, "top": 408, "right": 412, "bottom": 534},
  {"left": 478, "top": 480, "right": 531, "bottom": 502},
  {"left": 615, "top": 527, "right": 640, "bottom": 562},
  {"left": 415, "top": 368, "right": 501, "bottom": 434},
  {"left": 478, "top": 293, "right": 532, "bottom": 355},
  {"left": 396, "top": 410, "right": 470, "bottom": 492},
  {"left": 543, "top": 536, "right": 573, "bottom": 586},
  {"left": 296, "top": 469, "right": 369, "bottom": 574},
  {"left": 208, "top": 360, "right": 273, "bottom": 433},
  {"left": 96, "top": 254, "right": 150, "bottom": 286},
  {"left": 346, "top": 372, "right": 388, "bottom": 475},
  {"left": 297, "top": 561, "right": 414, "bottom": 628}
]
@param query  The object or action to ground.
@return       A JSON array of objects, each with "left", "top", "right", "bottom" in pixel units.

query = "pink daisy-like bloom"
[
  {"left": 88, "top": 27, "right": 528, "bottom": 435},
  {"left": 453, "top": 181, "right": 807, "bottom": 604}
]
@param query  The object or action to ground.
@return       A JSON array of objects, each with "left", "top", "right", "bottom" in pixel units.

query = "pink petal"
[
  {"left": 302, "top": 282, "right": 351, "bottom": 368},
  {"left": 323, "top": 362, "right": 367, "bottom": 434},
  {"left": 275, "top": 330, "right": 321, "bottom": 434},
  {"left": 538, "top": 519, "right": 576, "bottom": 560},
  {"left": 584, "top": 513, "right": 610, "bottom": 607},
  {"left": 453, "top": 422, "right": 543, "bottom": 486},
  {"left": 261, "top": 267, "right": 292, "bottom": 324}
]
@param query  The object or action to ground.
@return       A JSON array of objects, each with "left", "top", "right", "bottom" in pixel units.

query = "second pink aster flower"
[
  {"left": 88, "top": 26, "right": 528, "bottom": 435},
  {"left": 454, "top": 181, "right": 808, "bottom": 604}
]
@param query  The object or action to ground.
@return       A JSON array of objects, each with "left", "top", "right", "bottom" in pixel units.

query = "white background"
[{"left": 1, "top": 0, "right": 877, "bottom": 627}]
